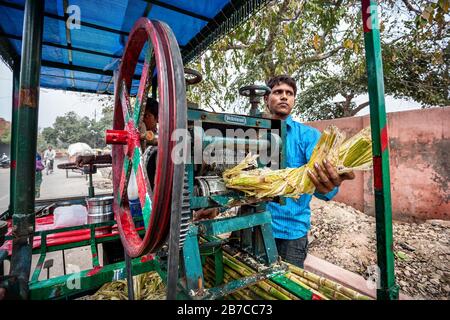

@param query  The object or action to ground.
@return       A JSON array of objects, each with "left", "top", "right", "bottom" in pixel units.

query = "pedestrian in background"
[{"left": 35, "top": 152, "right": 44, "bottom": 198}]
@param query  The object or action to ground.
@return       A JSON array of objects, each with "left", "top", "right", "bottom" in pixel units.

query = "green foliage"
[
  {"left": 41, "top": 101, "right": 114, "bottom": 149},
  {"left": 187, "top": 0, "right": 449, "bottom": 120}
]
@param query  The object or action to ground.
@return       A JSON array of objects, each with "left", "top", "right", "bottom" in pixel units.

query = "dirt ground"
[{"left": 308, "top": 198, "right": 450, "bottom": 300}]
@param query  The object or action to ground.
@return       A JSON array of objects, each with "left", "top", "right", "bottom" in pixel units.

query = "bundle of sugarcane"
[
  {"left": 286, "top": 262, "right": 372, "bottom": 300},
  {"left": 224, "top": 125, "right": 372, "bottom": 198},
  {"left": 90, "top": 271, "right": 166, "bottom": 300},
  {"left": 202, "top": 253, "right": 299, "bottom": 300},
  {"left": 203, "top": 249, "right": 372, "bottom": 300},
  {"left": 337, "top": 126, "right": 372, "bottom": 173}
]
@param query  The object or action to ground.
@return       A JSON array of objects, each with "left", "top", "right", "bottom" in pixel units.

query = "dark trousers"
[{"left": 275, "top": 236, "right": 309, "bottom": 269}]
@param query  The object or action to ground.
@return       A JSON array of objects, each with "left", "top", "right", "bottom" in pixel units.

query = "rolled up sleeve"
[{"left": 314, "top": 186, "right": 339, "bottom": 201}]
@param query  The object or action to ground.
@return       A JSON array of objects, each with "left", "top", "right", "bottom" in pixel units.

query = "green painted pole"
[
  {"left": 10, "top": 0, "right": 45, "bottom": 299},
  {"left": 361, "top": 0, "right": 398, "bottom": 300},
  {"left": 9, "top": 62, "right": 20, "bottom": 218}
]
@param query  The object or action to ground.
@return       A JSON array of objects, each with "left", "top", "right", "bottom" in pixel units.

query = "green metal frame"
[{"left": 361, "top": 0, "right": 398, "bottom": 300}]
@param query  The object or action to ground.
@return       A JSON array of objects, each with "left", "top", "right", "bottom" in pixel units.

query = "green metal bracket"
[
  {"left": 197, "top": 211, "right": 272, "bottom": 236},
  {"left": 29, "top": 256, "right": 157, "bottom": 300},
  {"left": 195, "top": 264, "right": 286, "bottom": 300}
]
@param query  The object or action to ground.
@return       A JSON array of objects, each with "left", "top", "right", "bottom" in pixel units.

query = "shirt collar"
[{"left": 285, "top": 115, "right": 294, "bottom": 127}]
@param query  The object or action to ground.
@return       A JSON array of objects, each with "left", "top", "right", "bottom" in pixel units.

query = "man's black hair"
[
  {"left": 266, "top": 75, "right": 297, "bottom": 96},
  {"left": 145, "top": 97, "right": 159, "bottom": 117}
]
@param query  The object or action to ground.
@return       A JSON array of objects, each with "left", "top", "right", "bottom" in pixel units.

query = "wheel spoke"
[
  {"left": 120, "top": 80, "right": 133, "bottom": 123},
  {"left": 117, "top": 156, "right": 131, "bottom": 209},
  {"left": 133, "top": 44, "right": 154, "bottom": 125},
  {"left": 131, "top": 146, "right": 152, "bottom": 231}
]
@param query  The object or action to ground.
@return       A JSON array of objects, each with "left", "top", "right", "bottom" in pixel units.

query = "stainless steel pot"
[{"left": 86, "top": 196, "right": 114, "bottom": 224}]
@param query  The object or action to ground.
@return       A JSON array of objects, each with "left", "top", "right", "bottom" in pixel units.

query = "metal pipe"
[
  {"left": 9, "top": 0, "right": 45, "bottom": 300},
  {"left": 8, "top": 62, "right": 20, "bottom": 219},
  {"left": 361, "top": 0, "right": 398, "bottom": 300},
  {"left": 88, "top": 166, "right": 95, "bottom": 198}
]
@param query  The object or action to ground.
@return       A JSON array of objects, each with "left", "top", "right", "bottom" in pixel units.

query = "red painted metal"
[
  {"left": 105, "top": 129, "right": 128, "bottom": 145},
  {"left": 373, "top": 156, "right": 383, "bottom": 190},
  {"left": 0, "top": 215, "right": 119, "bottom": 255},
  {"left": 361, "top": 0, "right": 372, "bottom": 33},
  {"left": 380, "top": 126, "right": 388, "bottom": 153},
  {"left": 109, "top": 18, "right": 183, "bottom": 257},
  {"left": 86, "top": 266, "right": 103, "bottom": 277}
]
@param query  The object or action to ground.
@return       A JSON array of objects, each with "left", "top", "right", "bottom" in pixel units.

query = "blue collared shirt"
[{"left": 267, "top": 115, "right": 338, "bottom": 240}]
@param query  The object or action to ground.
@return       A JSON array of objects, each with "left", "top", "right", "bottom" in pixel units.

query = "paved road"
[
  {"left": 0, "top": 158, "right": 112, "bottom": 212},
  {"left": 1, "top": 158, "right": 114, "bottom": 282}
]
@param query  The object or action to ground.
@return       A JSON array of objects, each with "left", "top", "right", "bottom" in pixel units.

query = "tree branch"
[
  {"left": 401, "top": 0, "right": 421, "bottom": 14},
  {"left": 352, "top": 101, "right": 370, "bottom": 115},
  {"left": 297, "top": 46, "right": 344, "bottom": 65},
  {"left": 224, "top": 44, "right": 249, "bottom": 51}
]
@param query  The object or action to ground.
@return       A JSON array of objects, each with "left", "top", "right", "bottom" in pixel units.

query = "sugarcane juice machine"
[{"left": 105, "top": 19, "right": 289, "bottom": 299}]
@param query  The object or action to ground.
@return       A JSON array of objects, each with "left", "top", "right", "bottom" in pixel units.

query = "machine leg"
[
  {"left": 125, "top": 252, "right": 134, "bottom": 300},
  {"left": 182, "top": 225, "right": 204, "bottom": 293},
  {"left": 10, "top": 0, "right": 45, "bottom": 300}
]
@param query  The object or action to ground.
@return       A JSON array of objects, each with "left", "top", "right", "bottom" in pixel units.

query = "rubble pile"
[{"left": 309, "top": 198, "right": 450, "bottom": 300}]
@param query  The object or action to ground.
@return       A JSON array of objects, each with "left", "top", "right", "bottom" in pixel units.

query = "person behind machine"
[
  {"left": 142, "top": 97, "right": 159, "bottom": 190},
  {"left": 263, "top": 75, "right": 355, "bottom": 268},
  {"left": 43, "top": 145, "right": 56, "bottom": 174},
  {"left": 141, "top": 97, "right": 159, "bottom": 145}
]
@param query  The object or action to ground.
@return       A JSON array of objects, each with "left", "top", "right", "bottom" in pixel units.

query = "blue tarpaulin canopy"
[{"left": 0, "top": 0, "right": 268, "bottom": 94}]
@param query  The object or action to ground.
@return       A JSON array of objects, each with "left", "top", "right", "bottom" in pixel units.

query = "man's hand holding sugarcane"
[{"left": 307, "top": 159, "right": 355, "bottom": 194}]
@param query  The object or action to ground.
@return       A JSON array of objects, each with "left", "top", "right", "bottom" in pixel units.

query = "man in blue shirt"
[{"left": 264, "top": 75, "right": 355, "bottom": 268}]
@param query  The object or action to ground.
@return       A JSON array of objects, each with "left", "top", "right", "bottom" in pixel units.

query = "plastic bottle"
[{"left": 128, "top": 172, "right": 144, "bottom": 228}]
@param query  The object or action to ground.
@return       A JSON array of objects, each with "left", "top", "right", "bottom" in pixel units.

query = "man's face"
[
  {"left": 264, "top": 82, "right": 295, "bottom": 120},
  {"left": 143, "top": 112, "right": 157, "bottom": 132}
]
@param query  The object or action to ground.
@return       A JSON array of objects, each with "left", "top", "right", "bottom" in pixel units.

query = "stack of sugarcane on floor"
[
  {"left": 202, "top": 246, "right": 371, "bottom": 300},
  {"left": 90, "top": 246, "right": 371, "bottom": 300}
]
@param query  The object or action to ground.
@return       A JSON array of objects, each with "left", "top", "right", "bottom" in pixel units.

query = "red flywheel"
[{"left": 106, "top": 18, "right": 186, "bottom": 257}]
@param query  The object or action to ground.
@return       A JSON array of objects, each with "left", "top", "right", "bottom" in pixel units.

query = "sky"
[
  {"left": 0, "top": 59, "right": 422, "bottom": 129},
  {"left": 0, "top": 60, "right": 105, "bottom": 129}
]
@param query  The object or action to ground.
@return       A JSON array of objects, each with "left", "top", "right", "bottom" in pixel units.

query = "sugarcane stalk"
[
  {"left": 220, "top": 257, "right": 291, "bottom": 300},
  {"left": 283, "top": 273, "right": 329, "bottom": 300},
  {"left": 222, "top": 252, "right": 302, "bottom": 300},
  {"left": 223, "top": 265, "right": 277, "bottom": 300},
  {"left": 266, "top": 279, "right": 300, "bottom": 300},
  {"left": 288, "top": 273, "right": 350, "bottom": 300},
  {"left": 288, "top": 264, "right": 371, "bottom": 300},
  {"left": 204, "top": 260, "right": 267, "bottom": 300}
]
